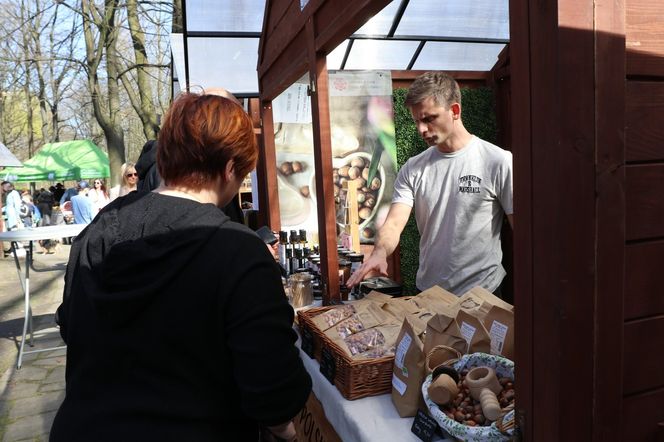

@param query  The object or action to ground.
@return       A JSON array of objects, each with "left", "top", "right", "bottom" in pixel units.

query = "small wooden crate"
[{"left": 298, "top": 306, "right": 395, "bottom": 400}]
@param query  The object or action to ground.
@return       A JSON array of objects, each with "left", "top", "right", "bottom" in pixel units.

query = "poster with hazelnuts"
[{"left": 272, "top": 71, "right": 398, "bottom": 245}]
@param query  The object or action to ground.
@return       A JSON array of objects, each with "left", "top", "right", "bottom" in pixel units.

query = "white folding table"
[{"left": 0, "top": 224, "right": 86, "bottom": 368}]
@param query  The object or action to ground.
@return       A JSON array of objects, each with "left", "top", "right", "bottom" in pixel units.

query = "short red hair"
[{"left": 157, "top": 93, "right": 257, "bottom": 189}]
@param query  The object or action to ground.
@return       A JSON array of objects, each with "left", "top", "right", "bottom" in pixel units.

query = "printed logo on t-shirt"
[{"left": 458, "top": 174, "right": 482, "bottom": 194}]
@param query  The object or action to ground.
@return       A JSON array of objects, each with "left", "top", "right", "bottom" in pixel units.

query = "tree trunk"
[
  {"left": 82, "top": 0, "right": 125, "bottom": 186},
  {"left": 123, "top": 0, "right": 159, "bottom": 141}
]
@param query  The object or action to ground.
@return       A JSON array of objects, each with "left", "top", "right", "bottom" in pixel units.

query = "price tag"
[
  {"left": 319, "top": 346, "right": 336, "bottom": 385},
  {"left": 411, "top": 409, "right": 438, "bottom": 442},
  {"left": 301, "top": 326, "right": 315, "bottom": 359}
]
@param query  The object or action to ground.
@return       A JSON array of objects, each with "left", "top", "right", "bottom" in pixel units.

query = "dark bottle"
[{"left": 278, "top": 231, "right": 288, "bottom": 270}]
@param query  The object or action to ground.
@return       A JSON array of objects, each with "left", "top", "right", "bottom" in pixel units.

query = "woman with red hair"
[{"left": 52, "top": 92, "right": 311, "bottom": 441}]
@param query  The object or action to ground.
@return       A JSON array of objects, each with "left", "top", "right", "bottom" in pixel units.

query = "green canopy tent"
[{"left": 1, "top": 140, "right": 109, "bottom": 182}]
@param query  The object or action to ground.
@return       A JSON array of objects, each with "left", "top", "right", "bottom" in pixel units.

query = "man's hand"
[{"left": 346, "top": 250, "right": 388, "bottom": 288}]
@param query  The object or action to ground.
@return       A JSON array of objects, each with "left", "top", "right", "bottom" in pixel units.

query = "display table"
[
  {"left": 0, "top": 224, "right": 86, "bottom": 368},
  {"left": 296, "top": 332, "right": 452, "bottom": 442}
]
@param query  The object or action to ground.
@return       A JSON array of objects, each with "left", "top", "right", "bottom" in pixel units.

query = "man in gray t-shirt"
[{"left": 347, "top": 72, "right": 513, "bottom": 295}]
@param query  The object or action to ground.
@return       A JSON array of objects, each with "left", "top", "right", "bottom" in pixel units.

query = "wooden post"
[
  {"left": 258, "top": 100, "right": 281, "bottom": 231},
  {"left": 306, "top": 18, "right": 340, "bottom": 305}
]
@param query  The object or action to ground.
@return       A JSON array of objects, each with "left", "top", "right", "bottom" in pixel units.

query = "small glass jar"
[{"left": 289, "top": 272, "right": 314, "bottom": 308}]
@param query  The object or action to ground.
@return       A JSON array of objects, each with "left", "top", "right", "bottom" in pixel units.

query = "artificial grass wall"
[{"left": 393, "top": 87, "right": 498, "bottom": 294}]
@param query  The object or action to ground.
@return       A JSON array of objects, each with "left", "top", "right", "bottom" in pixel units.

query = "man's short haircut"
[
  {"left": 157, "top": 92, "right": 258, "bottom": 190},
  {"left": 404, "top": 71, "right": 461, "bottom": 109}
]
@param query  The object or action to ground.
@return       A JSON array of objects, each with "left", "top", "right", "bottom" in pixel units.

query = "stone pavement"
[{"left": 0, "top": 243, "right": 71, "bottom": 441}]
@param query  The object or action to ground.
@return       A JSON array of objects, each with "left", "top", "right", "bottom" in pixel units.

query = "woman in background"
[
  {"left": 109, "top": 162, "right": 138, "bottom": 201},
  {"left": 51, "top": 91, "right": 311, "bottom": 441},
  {"left": 88, "top": 178, "right": 110, "bottom": 212}
]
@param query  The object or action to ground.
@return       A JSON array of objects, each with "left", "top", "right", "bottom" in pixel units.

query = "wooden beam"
[
  {"left": 509, "top": 0, "right": 534, "bottom": 438},
  {"left": 593, "top": 0, "right": 625, "bottom": 439},
  {"left": 306, "top": 18, "right": 340, "bottom": 305},
  {"left": 258, "top": 100, "right": 281, "bottom": 231}
]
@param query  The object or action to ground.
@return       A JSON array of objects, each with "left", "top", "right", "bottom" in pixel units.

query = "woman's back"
[{"left": 51, "top": 192, "right": 310, "bottom": 441}]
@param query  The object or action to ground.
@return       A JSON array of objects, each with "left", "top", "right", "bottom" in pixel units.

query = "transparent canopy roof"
[{"left": 177, "top": 0, "right": 510, "bottom": 95}]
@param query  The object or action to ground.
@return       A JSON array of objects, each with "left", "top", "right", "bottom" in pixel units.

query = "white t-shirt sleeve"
[
  {"left": 496, "top": 150, "right": 513, "bottom": 215},
  {"left": 392, "top": 160, "right": 415, "bottom": 208}
]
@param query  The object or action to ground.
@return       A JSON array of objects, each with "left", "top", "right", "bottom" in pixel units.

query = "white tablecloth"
[{"left": 296, "top": 333, "right": 451, "bottom": 442}]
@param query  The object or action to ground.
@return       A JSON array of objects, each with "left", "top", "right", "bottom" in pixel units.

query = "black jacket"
[
  {"left": 51, "top": 191, "right": 311, "bottom": 441},
  {"left": 136, "top": 140, "right": 161, "bottom": 192}
]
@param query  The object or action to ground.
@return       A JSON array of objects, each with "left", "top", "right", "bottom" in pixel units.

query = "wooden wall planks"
[
  {"left": 625, "top": 240, "right": 664, "bottom": 320},
  {"left": 623, "top": 387, "right": 664, "bottom": 442},
  {"left": 626, "top": 0, "right": 664, "bottom": 76},
  {"left": 626, "top": 164, "right": 664, "bottom": 240},
  {"left": 626, "top": 81, "right": 664, "bottom": 162},
  {"left": 623, "top": 316, "right": 664, "bottom": 395}
]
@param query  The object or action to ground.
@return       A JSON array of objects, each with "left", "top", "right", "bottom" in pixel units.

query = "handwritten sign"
[{"left": 411, "top": 409, "right": 438, "bottom": 442}]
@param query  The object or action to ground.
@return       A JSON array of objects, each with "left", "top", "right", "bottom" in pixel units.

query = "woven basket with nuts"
[{"left": 422, "top": 353, "right": 515, "bottom": 442}]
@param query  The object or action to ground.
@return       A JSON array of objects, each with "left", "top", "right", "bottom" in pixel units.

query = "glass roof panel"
[
  {"left": 396, "top": 0, "right": 509, "bottom": 40},
  {"left": 413, "top": 42, "right": 505, "bottom": 71},
  {"left": 170, "top": 33, "right": 186, "bottom": 84},
  {"left": 186, "top": 37, "right": 260, "bottom": 94},
  {"left": 185, "top": 0, "right": 265, "bottom": 32},
  {"left": 354, "top": 1, "right": 401, "bottom": 36},
  {"left": 344, "top": 40, "right": 419, "bottom": 70},
  {"left": 326, "top": 40, "right": 349, "bottom": 70}
]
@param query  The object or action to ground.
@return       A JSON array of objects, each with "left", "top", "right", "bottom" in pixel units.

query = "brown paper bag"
[
  {"left": 311, "top": 304, "right": 357, "bottom": 332},
  {"left": 382, "top": 297, "right": 420, "bottom": 322},
  {"left": 455, "top": 309, "right": 491, "bottom": 354},
  {"left": 411, "top": 285, "right": 459, "bottom": 313},
  {"left": 333, "top": 324, "right": 402, "bottom": 358},
  {"left": 483, "top": 305, "right": 515, "bottom": 360},
  {"left": 323, "top": 302, "right": 394, "bottom": 341},
  {"left": 391, "top": 318, "right": 426, "bottom": 417},
  {"left": 423, "top": 308, "right": 467, "bottom": 357},
  {"left": 452, "top": 286, "right": 514, "bottom": 321}
]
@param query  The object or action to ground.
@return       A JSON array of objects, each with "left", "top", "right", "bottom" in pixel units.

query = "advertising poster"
[{"left": 273, "top": 70, "right": 397, "bottom": 246}]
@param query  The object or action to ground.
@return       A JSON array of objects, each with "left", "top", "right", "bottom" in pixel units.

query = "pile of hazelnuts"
[
  {"left": 440, "top": 370, "right": 515, "bottom": 427},
  {"left": 332, "top": 156, "right": 381, "bottom": 223}
]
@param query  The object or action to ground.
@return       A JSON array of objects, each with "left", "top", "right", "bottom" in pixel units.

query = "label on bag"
[
  {"left": 320, "top": 347, "right": 336, "bottom": 385},
  {"left": 392, "top": 373, "right": 407, "bottom": 396},
  {"left": 460, "top": 321, "right": 476, "bottom": 344},
  {"left": 301, "top": 326, "right": 315, "bottom": 359},
  {"left": 395, "top": 333, "right": 412, "bottom": 372},
  {"left": 411, "top": 409, "right": 438, "bottom": 442},
  {"left": 489, "top": 320, "right": 509, "bottom": 355}
]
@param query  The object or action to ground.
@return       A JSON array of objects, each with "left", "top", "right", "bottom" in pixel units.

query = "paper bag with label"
[
  {"left": 453, "top": 286, "right": 513, "bottom": 321},
  {"left": 483, "top": 305, "right": 515, "bottom": 360},
  {"left": 391, "top": 318, "right": 426, "bottom": 417},
  {"left": 455, "top": 309, "right": 491, "bottom": 354},
  {"left": 423, "top": 308, "right": 468, "bottom": 357}
]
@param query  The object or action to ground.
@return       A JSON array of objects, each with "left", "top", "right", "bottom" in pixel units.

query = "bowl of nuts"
[
  {"left": 310, "top": 151, "right": 385, "bottom": 240},
  {"left": 422, "top": 353, "right": 515, "bottom": 441}
]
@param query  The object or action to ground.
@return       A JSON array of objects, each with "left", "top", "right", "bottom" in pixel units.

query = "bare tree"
[{"left": 81, "top": 0, "right": 126, "bottom": 185}]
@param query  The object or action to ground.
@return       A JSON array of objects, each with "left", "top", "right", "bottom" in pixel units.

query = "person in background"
[
  {"left": 70, "top": 181, "right": 94, "bottom": 224},
  {"left": 347, "top": 71, "right": 513, "bottom": 296},
  {"left": 2, "top": 181, "right": 23, "bottom": 231},
  {"left": 88, "top": 178, "right": 110, "bottom": 213},
  {"left": 51, "top": 91, "right": 311, "bottom": 442},
  {"left": 36, "top": 187, "right": 55, "bottom": 226},
  {"left": 59, "top": 185, "right": 78, "bottom": 207},
  {"left": 19, "top": 192, "right": 39, "bottom": 227},
  {"left": 135, "top": 140, "right": 160, "bottom": 192},
  {"left": 53, "top": 183, "right": 65, "bottom": 204},
  {"left": 109, "top": 162, "right": 138, "bottom": 201}
]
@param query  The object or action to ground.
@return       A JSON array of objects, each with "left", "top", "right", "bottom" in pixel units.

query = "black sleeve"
[{"left": 222, "top": 233, "right": 312, "bottom": 426}]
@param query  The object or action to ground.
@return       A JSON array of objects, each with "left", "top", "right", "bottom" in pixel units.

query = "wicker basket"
[{"left": 297, "top": 306, "right": 395, "bottom": 400}]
